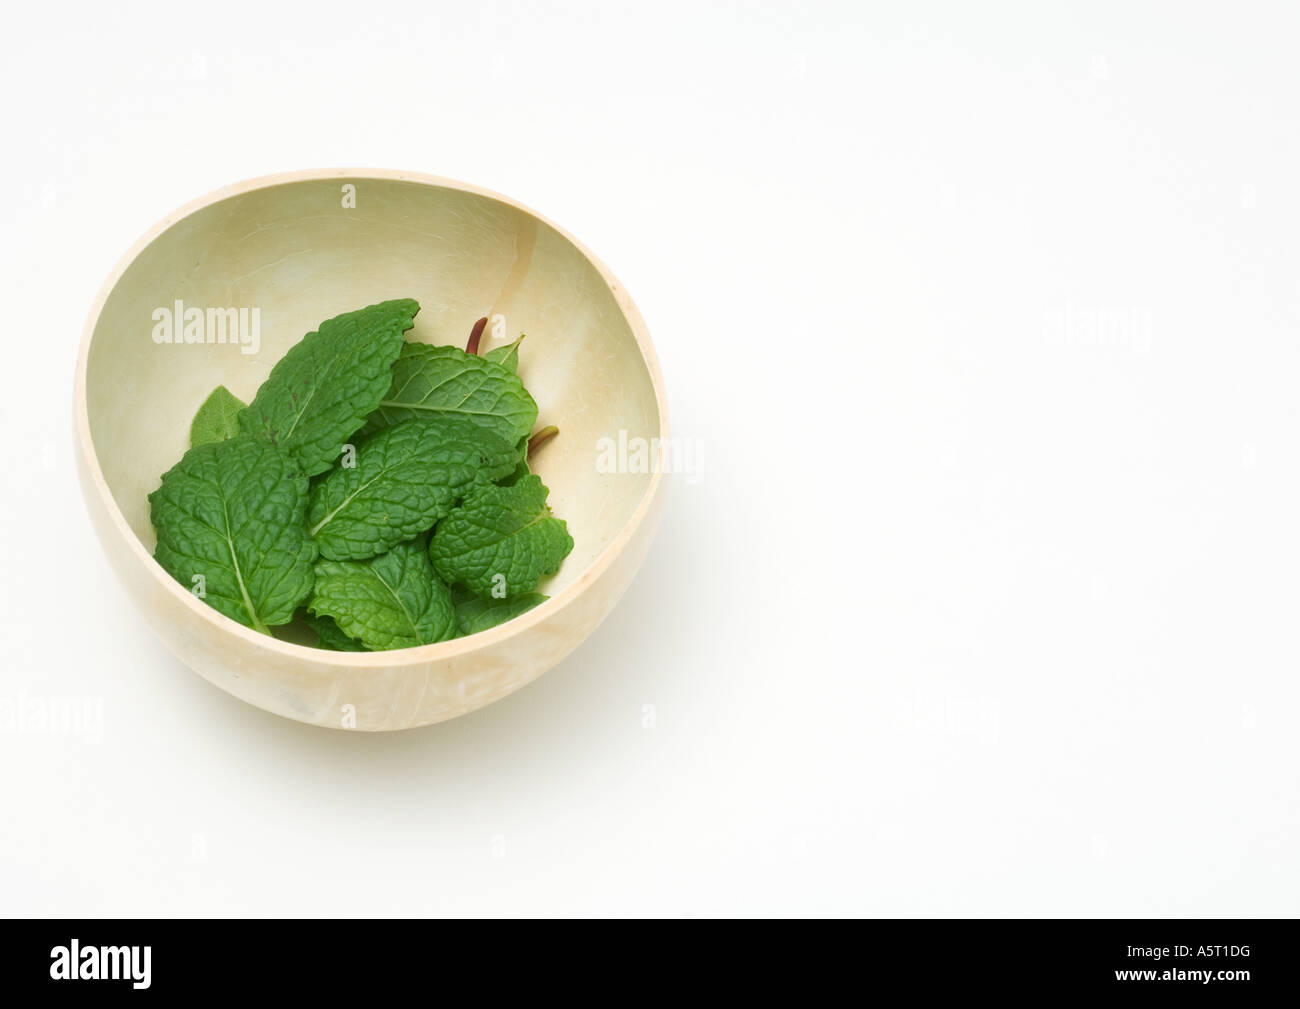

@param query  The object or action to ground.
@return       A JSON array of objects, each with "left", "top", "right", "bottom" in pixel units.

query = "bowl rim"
[{"left": 74, "top": 167, "right": 669, "bottom": 665}]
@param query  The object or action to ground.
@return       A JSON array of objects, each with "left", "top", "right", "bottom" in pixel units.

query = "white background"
[{"left": 2, "top": 2, "right": 1298, "bottom": 917}]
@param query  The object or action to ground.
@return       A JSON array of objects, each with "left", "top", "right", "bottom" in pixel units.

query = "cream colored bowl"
[{"left": 74, "top": 169, "right": 668, "bottom": 730}]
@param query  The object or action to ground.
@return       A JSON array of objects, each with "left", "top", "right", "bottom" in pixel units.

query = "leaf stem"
[
  {"left": 527, "top": 425, "right": 559, "bottom": 459},
  {"left": 466, "top": 316, "right": 488, "bottom": 355}
]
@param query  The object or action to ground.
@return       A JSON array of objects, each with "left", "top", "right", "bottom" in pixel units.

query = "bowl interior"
[{"left": 84, "top": 175, "right": 660, "bottom": 601}]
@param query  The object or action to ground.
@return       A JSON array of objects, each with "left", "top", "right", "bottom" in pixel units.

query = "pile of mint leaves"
[{"left": 148, "top": 299, "right": 573, "bottom": 651}]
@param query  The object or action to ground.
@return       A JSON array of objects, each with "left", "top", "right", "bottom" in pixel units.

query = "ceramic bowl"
[{"left": 74, "top": 169, "right": 668, "bottom": 730}]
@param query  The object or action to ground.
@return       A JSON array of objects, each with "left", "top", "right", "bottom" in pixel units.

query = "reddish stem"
[
  {"left": 527, "top": 425, "right": 559, "bottom": 459},
  {"left": 466, "top": 316, "right": 488, "bottom": 355}
]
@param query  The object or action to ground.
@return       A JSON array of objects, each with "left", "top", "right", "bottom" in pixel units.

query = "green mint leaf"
[
  {"left": 365, "top": 343, "right": 537, "bottom": 445},
  {"left": 429, "top": 474, "right": 574, "bottom": 596},
  {"left": 307, "top": 418, "right": 520, "bottom": 561},
  {"left": 190, "top": 385, "right": 245, "bottom": 447},
  {"left": 495, "top": 435, "right": 532, "bottom": 486},
  {"left": 148, "top": 435, "right": 316, "bottom": 633},
  {"left": 497, "top": 458, "right": 531, "bottom": 486},
  {"left": 304, "top": 612, "right": 367, "bottom": 651},
  {"left": 495, "top": 426, "right": 557, "bottom": 488},
  {"left": 481, "top": 334, "right": 524, "bottom": 373},
  {"left": 454, "top": 591, "right": 547, "bottom": 636},
  {"left": 239, "top": 298, "right": 419, "bottom": 476},
  {"left": 308, "top": 538, "right": 455, "bottom": 650}
]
